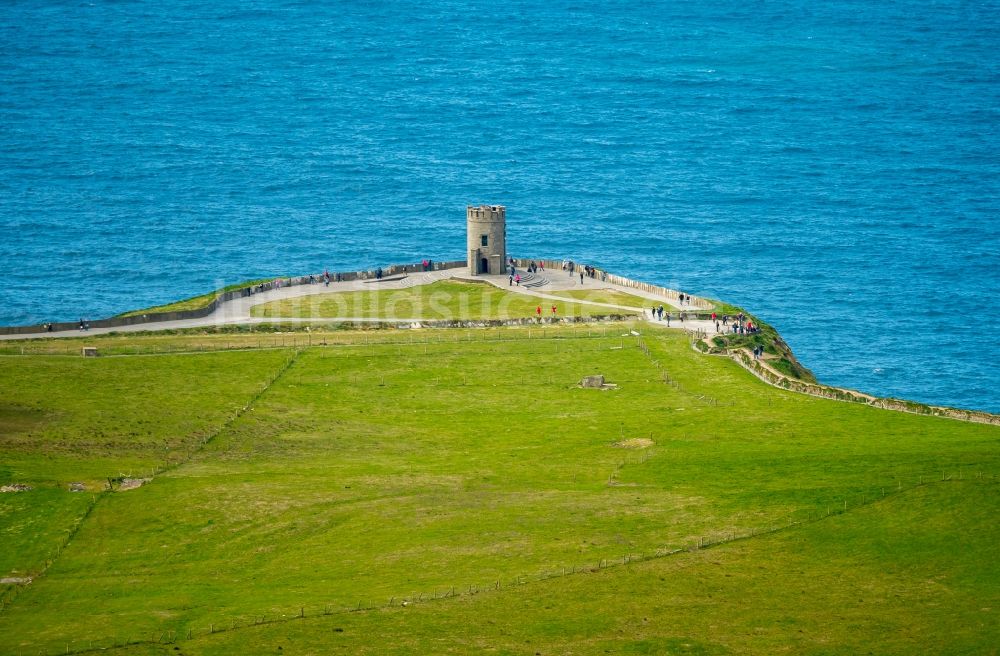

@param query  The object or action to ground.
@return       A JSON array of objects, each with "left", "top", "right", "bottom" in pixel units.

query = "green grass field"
[
  {"left": 0, "top": 325, "right": 997, "bottom": 655},
  {"left": 249, "top": 280, "right": 637, "bottom": 319}
]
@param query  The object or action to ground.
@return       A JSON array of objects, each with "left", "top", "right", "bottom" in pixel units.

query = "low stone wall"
[
  {"left": 333, "top": 314, "right": 635, "bottom": 331},
  {"left": 0, "top": 302, "right": 221, "bottom": 336},
  {"left": 728, "top": 347, "right": 1000, "bottom": 426},
  {"left": 0, "top": 260, "right": 466, "bottom": 336},
  {"left": 511, "top": 258, "right": 713, "bottom": 309}
]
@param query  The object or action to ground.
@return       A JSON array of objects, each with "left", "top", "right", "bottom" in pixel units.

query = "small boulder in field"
[
  {"left": 0, "top": 484, "right": 32, "bottom": 493},
  {"left": 614, "top": 438, "right": 654, "bottom": 449},
  {"left": 581, "top": 375, "right": 606, "bottom": 388},
  {"left": 118, "top": 478, "right": 151, "bottom": 491},
  {"left": 68, "top": 482, "right": 86, "bottom": 492}
]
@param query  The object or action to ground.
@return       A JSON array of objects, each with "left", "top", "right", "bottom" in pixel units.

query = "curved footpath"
[{"left": 0, "top": 268, "right": 714, "bottom": 341}]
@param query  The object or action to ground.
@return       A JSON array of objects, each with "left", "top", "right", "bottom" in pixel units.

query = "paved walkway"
[{"left": 0, "top": 267, "right": 716, "bottom": 341}]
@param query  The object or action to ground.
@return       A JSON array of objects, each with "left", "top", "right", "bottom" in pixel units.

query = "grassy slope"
[
  {"left": 547, "top": 288, "right": 654, "bottom": 308},
  {"left": 249, "top": 280, "right": 637, "bottom": 319},
  {"left": 0, "top": 328, "right": 997, "bottom": 655},
  {"left": 116, "top": 280, "right": 275, "bottom": 318}
]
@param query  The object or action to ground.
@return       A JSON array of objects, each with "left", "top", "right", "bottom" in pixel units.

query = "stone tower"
[{"left": 467, "top": 205, "right": 506, "bottom": 275}]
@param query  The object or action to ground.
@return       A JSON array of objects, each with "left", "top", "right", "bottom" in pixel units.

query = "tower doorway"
[{"left": 479, "top": 258, "right": 489, "bottom": 274}]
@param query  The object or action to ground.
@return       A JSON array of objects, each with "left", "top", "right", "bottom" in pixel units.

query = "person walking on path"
[
  {"left": 658, "top": 305, "right": 664, "bottom": 320},
  {"left": 509, "top": 274, "right": 514, "bottom": 286},
  {"left": 551, "top": 305, "right": 557, "bottom": 316},
  {"left": 580, "top": 271, "right": 584, "bottom": 285},
  {"left": 536, "top": 305, "right": 542, "bottom": 317},
  {"left": 515, "top": 274, "right": 521, "bottom": 286}
]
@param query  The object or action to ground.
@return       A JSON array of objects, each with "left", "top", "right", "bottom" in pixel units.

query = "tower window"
[{"left": 481, "top": 234, "right": 488, "bottom": 247}]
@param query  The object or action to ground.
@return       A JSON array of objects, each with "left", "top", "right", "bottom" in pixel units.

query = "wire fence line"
[
  {"left": 12, "top": 471, "right": 995, "bottom": 656},
  {"left": 0, "top": 352, "right": 302, "bottom": 626},
  {"left": 0, "top": 491, "right": 102, "bottom": 615},
  {"left": 153, "top": 349, "right": 301, "bottom": 479},
  {"left": 606, "top": 447, "right": 655, "bottom": 486},
  {"left": 633, "top": 334, "right": 732, "bottom": 408}
]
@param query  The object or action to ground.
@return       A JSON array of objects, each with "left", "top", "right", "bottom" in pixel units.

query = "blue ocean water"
[{"left": 1, "top": 0, "right": 998, "bottom": 412}]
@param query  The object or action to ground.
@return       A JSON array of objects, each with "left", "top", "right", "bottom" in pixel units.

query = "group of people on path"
[
  {"left": 646, "top": 307, "right": 761, "bottom": 337},
  {"left": 721, "top": 311, "right": 758, "bottom": 335},
  {"left": 321, "top": 269, "right": 343, "bottom": 286},
  {"left": 508, "top": 259, "right": 520, "bottom": 286},
  {"left": 650, "top": 305, "right": 684, "bottom": 325},
  {"left": 561, "top": 260, "right": 602, "bottom": 285},
  {"left": 510, "top": 257, "right": 611, "bottom": 286}
]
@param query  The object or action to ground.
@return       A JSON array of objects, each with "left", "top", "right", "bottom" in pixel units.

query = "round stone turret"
[{"left": 467, "top": 205, "right": 506, "bottom": 275}]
